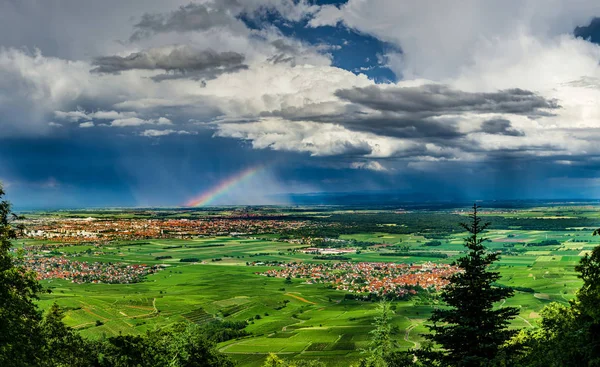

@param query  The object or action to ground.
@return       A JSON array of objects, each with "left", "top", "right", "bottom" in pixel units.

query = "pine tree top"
[{"left": 422, "top": 204, "right": 519, "bottom": 367}]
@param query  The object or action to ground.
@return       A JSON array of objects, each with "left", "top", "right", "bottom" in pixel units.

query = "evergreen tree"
[
  {"left": 0, "top": 184, "right": 45, "bottom": 367},
  {"left": 369, "top": 301, "right": 393, "bottom": 360},
  {"left": 422, "top": 204, "right": 519, "bottom": 366},
  {"left": 360, "top": 300, "right": 398, "bottom": 367}
]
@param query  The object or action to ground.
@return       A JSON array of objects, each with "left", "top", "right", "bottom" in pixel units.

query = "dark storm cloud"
[
  {"left": 129, "top": 3, "right": 238, "bottom": 41},
  {"left": 258, "top": 84, "right": 558, "bottom": 142},
  {"left": 335, "top": 84, "right": 559, "bottom": 117},
  {"left": 480, "top": 119, "right": 525, "bottom": 136},
  {"left": 264, "top": 103, "right": 464, "bottom": 139},
  {"left": 334, "top": 114, "right": 463, "bottom": 139},
  {"left": 260, "top": 84, "right": 559, "bottom": 142},
  {"left": 91, "top": 47, "right": 247, "bottom": 81}
]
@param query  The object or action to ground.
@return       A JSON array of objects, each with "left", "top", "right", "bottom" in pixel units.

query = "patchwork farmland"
[{"left": 14, "top": 205, "right": 600, "bottom": 366}]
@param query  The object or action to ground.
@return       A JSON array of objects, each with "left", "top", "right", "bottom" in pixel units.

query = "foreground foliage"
[
  {"left": 508, "top": 244, "right": 600, "bottom": 366},
  {"left": 0, "top": 185, "right": 44, "bottom": 366}
]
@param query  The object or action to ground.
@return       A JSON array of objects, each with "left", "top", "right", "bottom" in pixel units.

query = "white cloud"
[
  {"left": 54, "top": 110, "right": 89, "bottom": 122},
  {"left": 350, "top": 161, "right": 387, "bottom": 171},
  {"left": 303, "top": 0, "right": 600, "bottom": 162},
  {"left": 91, "top": 110, "right": 138, "bottom": 120},
  {"left": 140, "top": 129, "right": 192, "bottom": 137},
  {"left": 214, "top": 118, "right": 418, "bottom": 157},
  {"left": 0, "top": 47, "right": 160, "bottom": 136},
  {"left": 309, "top": 1, "right": 599, "bottom": 80},
  {"left": 195, "top": 63, "right": 372, "bottom": 116},
  {"left": 156, "top": 117, "right": 172, "bottom": 125},
  {"left": 110, "top": 117, "right": 152, "bottom": 127},
  {"left": 79, "top": 121, "right": 94, "bottom": 128},
  {"left": 2, "top": 1, "right": 600, "bottom": 169},
  {"left": 55, "top": 110, "right": 139, "bottom": 122},
  {"left": 109, "top": 116, "right": 173, "bottom": 127},
  {"left": 140, "top": 129, "right": 175, "bottom": 137}
]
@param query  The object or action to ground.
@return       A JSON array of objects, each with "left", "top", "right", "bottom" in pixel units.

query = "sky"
[{"left": 3, "top": 0, "right": 600, "bottom": 208}]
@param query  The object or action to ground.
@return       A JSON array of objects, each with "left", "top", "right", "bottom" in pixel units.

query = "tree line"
[{"left": 281, "top": 211, "right": 600, "bottom": 239}]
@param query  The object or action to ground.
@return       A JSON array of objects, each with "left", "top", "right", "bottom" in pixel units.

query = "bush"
[
  {"left": 179, "top": 258, "right": 200, "bottom": 262},
  {"left": 527, "top": 239, "right": 560, "bottom": 247}
]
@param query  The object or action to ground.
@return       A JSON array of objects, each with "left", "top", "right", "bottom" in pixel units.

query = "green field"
[{"left": 19, "top": 206, "right": 600, "bottom": 366}]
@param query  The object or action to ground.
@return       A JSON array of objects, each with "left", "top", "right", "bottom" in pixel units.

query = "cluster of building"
[
  {"left": 20, "top": 217, "right": 314, "bottom": 243},
  {"left": 261, "top": 262, "right": 459, "bottom": 298},
  {"left": 299, "top": 247, "right": 357, "bottom": 255},
  {"left": 19, "top": 256, "right": 161, "bottom": 284}
]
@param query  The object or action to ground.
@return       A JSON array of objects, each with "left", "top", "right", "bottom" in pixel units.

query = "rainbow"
[{"left": 184, "top": 166, "right": 264, "bottom": 207}]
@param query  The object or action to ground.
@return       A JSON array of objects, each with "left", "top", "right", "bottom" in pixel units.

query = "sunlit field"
[{"left": 19, "top": 205, "right": 599, "bottom": 366}]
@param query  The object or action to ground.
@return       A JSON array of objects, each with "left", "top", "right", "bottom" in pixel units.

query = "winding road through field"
[
  {"left": 517, "top": 315, "right": 533, "bottom": 328},
  {"left": 404, "top": 323, "right": 420, "bottom": 349}
]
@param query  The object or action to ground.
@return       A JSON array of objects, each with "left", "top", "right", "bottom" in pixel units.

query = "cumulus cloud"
[
  {"left": 55, "top": 110, "right": 138, "bottom": 122},
  {"left": 140, "top": 129, "right": 193, "bottom": 137},
  {"left": 110, "top": 117, "right": 172, "bottom": 127},
  {"left": 299, "top": 1, "right": 600, "bottom": 165},
  {"left": 131, "top": 4, "right": 230, "bottom": 41},
  {"left": 214, "top": 117, "right": 422, "bottom": 157},
  {"left": 266, "top": 38, "right": 335, "bottom": 66},
  {"left": 91, "top": 46, "right": 248, "bottom": 81},
  {"left": 3, "top": 0, "right": 600, "bottom": 175},
  {"left": 309, "top": 1, "right": 600, "bottom": 80},
  {"left": 0, "top": 48, "right": 99, "bottom": 136},
  {"left": 54, "top": 108, "right": 173, "bottom": 128},
  {"left": 54, "top": 110, "right": 89, "bottom": 122},
  {"left": 129, "top": 1, "right": 316, "bottom": 41},
  {"left": 110, "top": 118, "right": 150, "bottom": 127},
  {"left": 350, "top": 161, "right": 387, "bottom": 171},
  {"left": 156, "top": 117, "right": 172, "bottom": 125}
]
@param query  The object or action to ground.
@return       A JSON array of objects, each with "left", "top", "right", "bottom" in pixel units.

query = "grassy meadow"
[{"left": 19, "top": 206, "right": 600, "bottom": 366}]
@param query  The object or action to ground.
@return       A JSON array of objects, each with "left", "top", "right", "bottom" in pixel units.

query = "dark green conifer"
[{"left": 423, "top": 204, "right": 519, "bottom": 366}]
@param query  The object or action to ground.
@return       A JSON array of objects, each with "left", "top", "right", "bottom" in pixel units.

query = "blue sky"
[{"left": 2, "top": 1, "right": 600, "bottom": 208}]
